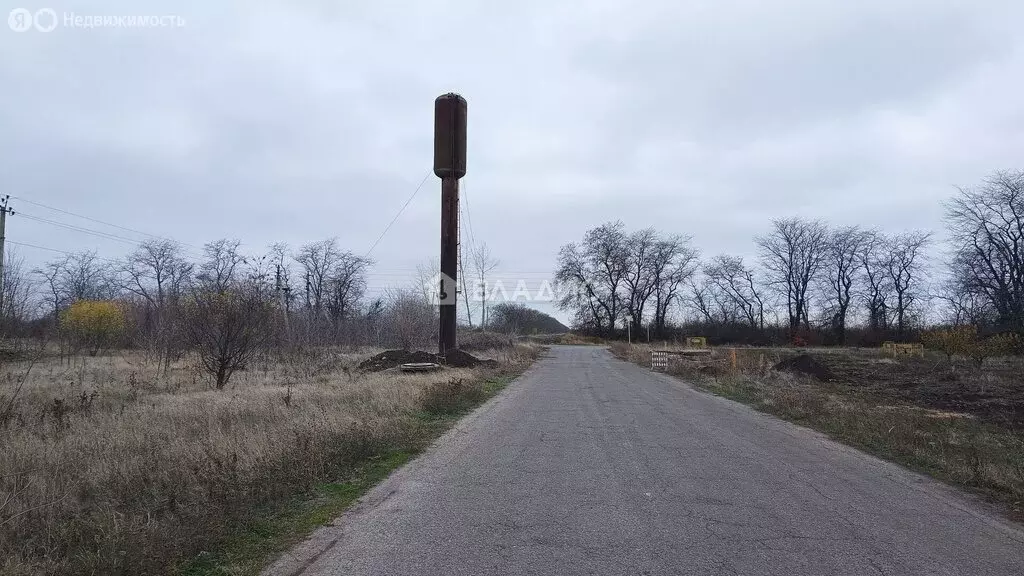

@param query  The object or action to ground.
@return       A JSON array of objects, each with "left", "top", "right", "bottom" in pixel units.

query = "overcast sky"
[{"left": 2, "top": 0, "right": 1022, "bottom": 319}]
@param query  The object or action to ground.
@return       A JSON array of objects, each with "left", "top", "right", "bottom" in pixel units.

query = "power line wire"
[
  {"left": 7, "top": 240, "right": 71, "bottom": 255},
  {"left": 18, "top": 212, "right": 156, "bottom": 247},
  {"left": 13, "top": 184, "right": 521, "bottom": 278},
  {"left": 16, "top": 211, "right": 205, "bottom": 258},
  {"left": 8, "top": 239, "right": 553, "bottom": 278},
  {"left": 364, "top": 171, "right": 431, "bottom": 258},
  {"left": 7, "top": 240, "right": 122, "bottom": 264},
  {"left": 10, "top": 195, "right": 199, "bottom": 249}
]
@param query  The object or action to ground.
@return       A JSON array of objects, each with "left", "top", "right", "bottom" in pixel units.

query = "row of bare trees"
[
  {"left": 2, "top": 233, "right": 509, "bottom": 352},
  {"left": 5, "top": 169, "right": 1020, "bottom": 356},
  {"left": 555, "top": 222, "right": 699, "bottom": 339},
  {"left": 557, "top": 170, "right": 1024, "bottom": 344},
  {"left": 15, "top": 238, "right": 385, "bottom": 345},
  {"left": 749, "top": 219, "right": 932, "bottom": 342},
  {"left": 1, "top": 236, "right": 496, "bottom": 385},
  {"left": 556, "top": 217, "right": 933, "bottom": 344}
]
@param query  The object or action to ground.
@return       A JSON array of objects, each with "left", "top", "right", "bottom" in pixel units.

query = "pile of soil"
[
  {"left": 445, "top": 348, "right": 499, "bottom": 369},
  {"left": 358, "top": 349, "right": 497, "bottom": 372},
  {"left": 358, "top": 350, "right": 438, "bottom": 372},
  {"left": 773, "top": 354, "right": 834, "bottom": 382}
]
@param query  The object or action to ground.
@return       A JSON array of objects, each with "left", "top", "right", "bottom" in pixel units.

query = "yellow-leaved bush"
[
  {"left": 921, "top": 325, "right": 1020, "bottom": 366},
  {"left": 60, "top": 299, "right": 127, "bottom": 355}
]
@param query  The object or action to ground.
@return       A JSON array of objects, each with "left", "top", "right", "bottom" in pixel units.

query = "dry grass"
[
  {"left": 417, "top": 378, "right": 486, "bottom": 415},
  {"left": 611, "top": 342, "right": 1024, "bottom": 519},
  {"left": 0, "top": 344, "right": 540, "bottom": 575}
]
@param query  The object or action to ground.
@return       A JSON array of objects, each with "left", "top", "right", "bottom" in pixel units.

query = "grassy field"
[
  {"left": 0, "top": 343, "right": 540, "bottom": 576},
  {"left": 611, "top": 342, "right": 1024, "bottom": 520}
]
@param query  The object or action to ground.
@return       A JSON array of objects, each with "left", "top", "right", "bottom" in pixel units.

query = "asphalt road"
[{"left": 266, "top": 345, "right": 1024, "bottom": 576}]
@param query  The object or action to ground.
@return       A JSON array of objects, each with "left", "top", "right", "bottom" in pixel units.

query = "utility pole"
[
  {"left": 433, "top": 93, "right": 467, "bottom": 355},
  {"left": 0, "top": 196, "right": 14, "bottom": 322}
]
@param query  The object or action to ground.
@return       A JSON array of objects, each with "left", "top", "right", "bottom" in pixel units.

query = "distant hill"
[{"left": 488, "top": 303, "right": 568, "bottom": 334}]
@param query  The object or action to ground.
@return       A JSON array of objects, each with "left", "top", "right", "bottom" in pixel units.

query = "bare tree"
[
  {"left": 822, "top": 226, "right": 868, "bottom": 343},
  {"left": 325, "top": 252, "right": 371, "bottom": 341},
  {"left": 384, "top": 287, "right": 436, "bottom": 350},
  {"left": 618, "top": 228, "right": 698, "bottom": 337},
  {"left": 945, "top": 170, "right": 1024, "bottom": 334},
  {"left": 416, "top": 257, "right": 441, "bottom": 305},
  {"left": 555, "top": 221, "right": 629, "bottom": 336},
  {"left": 650, "top": 236, "right": 699, "bottom": 338},
  {"left": 183, "top": 283, "right": 274, "bottom": 389},
  {"left": 687, "top": 276, "right": 718, "bottom": 324},
  {"left": 295, "top": 238, "right": 369, "bottom": 343},
  {"left": 756, "top": 217, "right": 829, "bottom": 337},
  {"left": 33, "top": 251, "right": 114, "bottom": 324},
  {"left": 64, "top": 250, "right": 115, "bottom": 302},
  {"left": 882, "top": 231, "right": 931, "bottom": 336},
  {"left": 471, "top": 243, "right": 499, "bottom": 330},
  {"left": 197, "top": 239, "right": 245, "bottom": 292},
  {"left": 688, "top": 273, "right": 746, "bottom": 326},
  {"left": 623, "top": 227, "right": 659, "bottom": 335},
  {"left": 120, "top": 240, "right": 192, "bottom": 313},
  {"left": 859, "top": 230, "right": 891, "bottom": 334},
  {"left": 556, "top": 241, "right": 608, "bottom": 334},
  {"left": 296, "top": 238, "right": 341, "bottom": 315},
  {"left": 934, "top": 270, "right": 994, "bottom": 327},
  {"left": 703, "top": 255, "right": 766, "bottom": 330},
  {"left": 1, "top": 248, "right": 36, "bottom": 331},
  {"left": 119, "top": 239, "right": 193, "bottom": 365},
  {"left": 243, "top": 252, "right": 275, "bottom": 302},
  {"left": 35, "top": 259, "right": 66, "bottom": 325}
]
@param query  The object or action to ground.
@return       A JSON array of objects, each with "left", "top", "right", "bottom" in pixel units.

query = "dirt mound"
[
  {"left": 444, "top": 348, "right": 498, "bottom": 369},
  {"left": 358, "top": 350, "right": 438, "bottom": 372},
  {"left": 773, "top": 354, "right": 834, "bottom": 382},
  {"left": 358, "top": 349, "right": 497, "bottom": 372}
]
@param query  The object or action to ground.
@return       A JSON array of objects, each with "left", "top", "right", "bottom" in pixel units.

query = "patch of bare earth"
[{"left": 357, "top": 349, "right": 498, "bottom": 372}]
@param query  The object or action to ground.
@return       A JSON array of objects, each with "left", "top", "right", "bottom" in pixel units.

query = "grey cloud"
[{"left": 1, "top": 0, "right": 1022, "bottom": 324}]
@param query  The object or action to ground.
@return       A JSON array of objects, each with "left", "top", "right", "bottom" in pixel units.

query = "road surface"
[{"left": 267, "top": 345, "right": 1024, "bottom": 576}]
